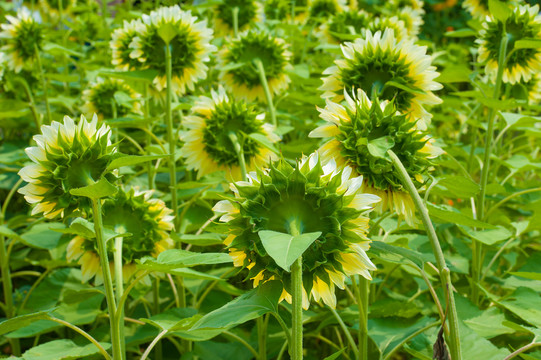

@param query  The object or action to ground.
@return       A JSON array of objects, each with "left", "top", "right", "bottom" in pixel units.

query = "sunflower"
[
  {"left": 18, "top": 115, "right": 117, "bottom": 219},
  {"left": 128, "top": 5, "right": 216, "bottom": 94},
  {"left": 110, "top": 19, "right": 145, "bottom": 72},
  {"left": 309, "top": 89, "right": 443, "bottom": 226},
  {"left": 67, "top": 187, "right": 174, "bottom": 284},
  {"left": 320, "top": 29, "right": 442, "bottom": 129},
  {"left": 367, "top": 16, "right": 408, "bottom": 43},
  {"left": 219, "top": 30, "right": 292, "bottom": 102},
  {"left": 38, "top": 0, "right": 76, "bottom": 22},
  {"left": 396, "top": 7, "right": 424, "bottom": 39},
  {"left": 0, "top": 7, "right": 44, "bottom": 73},
  {"left": 180, "top": 87, "right": 280, "bottom": 180},
  {"left": 214, "top": 0, "right": 262, "bottom": 35},
  {"left": 463, "top": 0, "right": 516, "bottom": 19},
  {"left": 477, "top": 4, "right": 541, "bottom": 85},
  {"left": 213, "top": 152, "right": 380, "bottom": 308},
  {"left": 308, "top": 0, "right": 346, "bottom": 21},
  {"left": 317, "top": 9, "right": 370, "bottom": 45},
  {"left": 82, "top": 78, "right": 142, "bottom": 120},
  {"left": 264, "top": 0, "right": 291, "bottom": 21},
  {"left": 386, "top": 0, "right": 425, "bottom": 13}
]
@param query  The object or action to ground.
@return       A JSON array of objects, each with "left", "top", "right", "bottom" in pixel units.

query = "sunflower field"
[{"left": 1, "top": 0, "right": 541, "bottom": 359}]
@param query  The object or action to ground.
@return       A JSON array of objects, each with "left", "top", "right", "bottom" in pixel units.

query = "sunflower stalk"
[
  {"left": 91, "top": 198, "right": 123, "bottom": 360},
  {"left": 228, "top": 131, "right": 248, "bottom": 181},
  {"left": 356, "top": 275, "right": 369, "bottom": 360},
  {"left": 254, "top": 58, "right": 277, "bottom": 126},
  {"left": 289, "top": 219, "right": 303, "bottom": 360},
  {"left": 387, "top": 149, "right": 461, "bottom": 360},
  {"left": 232, "top": 7, "right": 239, "bottom": 38},
  {"left": 113, "top": 236, "right": 126, "bottom": 358},
  {"left": 474, "top": 33, "right": 509, "bottom": 305},
  {"left": 34, "top": 44, "right": 52, "bottom": 125},
  {"left": 330, "top": 308, "right": 359, "bottom": 359},
  {"left": 0, "top": 235, "right": 21, "bottom": 356}
]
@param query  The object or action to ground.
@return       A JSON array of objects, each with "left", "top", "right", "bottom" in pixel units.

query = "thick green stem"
[
  {"left": 91, "top": 198, "right": 122, "bottom": 360},
  {"left": 257, "top": 315, "right": 268, "bottom": 360},
  {"left": 475, "top": 34, "right": 508, "bottom": 305},
  {"left": 113, "top": 237, "right": 125, "bottom": 359},
  {"left": 232, "top": 7, "right": 239, "bottom": 38},
  {"left": 357, "top": 275, "right": 369, "bottom": 360},
  {"left": 253, "top": 58, "right": 277, "bottom": 127},
  {"left": 153, "top": 278, "right": 163, "bottom": 360},
  {"left": 387, "top": 149, "right": 461, "bottom": 360},
  {"left": 165, "top": 43, "right": 179, "bottom": 231},
  {"left": 35, "top": 45, "right": 52, "bottom": 125},
  {"left": 228, "top": 132, "right": 247, "bottom": 181},
  {"left": 289, "top": 218, "right": 303, "bottom": 360},
  {"left": 0, "top": 235, "right": 21, "bottom": 356},
  {"left": 16, "top": 78, "right": 41, "bottom": 130}
]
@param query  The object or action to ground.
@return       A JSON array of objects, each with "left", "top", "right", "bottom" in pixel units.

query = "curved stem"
[
  {"left": 15, "top": 78, "right": 41, "bottom": 130},
  {"left": 382, "top": 321, "right": 440, "bottom": 360},
  {"left": 228, "top": 132, "right": 247, "bottom": 181},
  {"left": 503, "top": 342, "right": 541, "bottom": 360},
  {"left": 330, "top": 307, "right": 359, "bottom": 359},
  {"left": 272, "top": 312, "right": 292, "bottom": 345},
  {"left": 485, "top": 187, "right": 541, "bottom": 220},
  {"left": 141, "top": 329, "right": 168, "bottom": 360},
  {"left": 387, "top": 149, "right": 461, "bottom": 360},
  {"left": 223, "top": 331, "right": 259, "bottom": 359},
  {"left": 253, "top": 58, "right": 277, "bottom": 127},
  {"left": 47, "top": 316, "right": 112, "bottom": 360},
  {"left": 91, "top": 198, "right": 121, "bottom": 360}
]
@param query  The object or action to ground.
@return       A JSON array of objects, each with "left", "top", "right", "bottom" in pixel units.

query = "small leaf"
[
  {"left": 427, "top": 203, "right": 496, "bottom": 229},
  {"left": 0, "top": 311, "right": 52, "bottom": 336},
  {"left": 137, "top": 249, "right": 232, "bottom": 272},
  {"left": 20, "top": 222, "right": 65, "bottom": 250},
  {"left": 20, "top": 339, "right": 110, "bottom": 360},
  {"left": 173, "top": 233, "right": 226, "bottom": 246},
  {"left": 514, "top": 38, "right": 541, "bottom": 49},
  {"left": 106, "top": 154, "right": 167, "bottom": 171},
  {"left": 444, "top": 29, "right": 477, "bottom": 37},
  {"left": 509, "top": 272, "right": 541, "bottom": 281},
  {"left": 259, "top": 230, "right": 322, "bottom": 272},
  {"left": 247, "top": 133, "right": 280, "bottom": 155},
  {"left": 469, "top": 226, "right": 512, "bottom": 246},
  {"left": 488, "top": 0, "right": 511, "bottom": 22},
  {"left": 70, "top": 178, "right": 118, "bottom": 199},
  {"left": 324, "top": 348, "right": 347, "bottom": 360},
  {"left": 367, "top": 136, "right": 395, "bottom": 159},
  {"left": 434, "top": 176, "right": 480, "bottom": 198}
]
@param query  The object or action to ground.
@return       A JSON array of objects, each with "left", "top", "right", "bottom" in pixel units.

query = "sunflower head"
[
  {"left": 213, "top": 151, "right": 380, "bottom": 308},
  {"left": 0, "top": 7, "right": 44, "bottom": 73},
  {"left": 82, "top": 78, "right": 142, "bottom": 120},
  {"left": 38, "top": 0, "right": 76, "bottom": 22},
  {"left": 181, "top": 86, "right": 280, "bottom": 180},
  {"left": 318, "top": 9, "right": 370, "bottom": 44},
  {"left": 477, "top": 4, "right": 541, "bottom": 84},
  {"left": 310, "top": 89, "right": 443, "bottom": 226},
  {"left": 396, "top": 7, "right": 423, "bottom": 39},
  {"left": 309, "top": 0, "right": 345, "bottom": 21},
  {"left": 320, "top": 29, "right": 442, "bottom": 129},
  {"left": 18, "top": 115, "right": 118, "bottom": 219},
  {"left": 366, "top": 16, "right": 408, "bottom": 43},
  {"left": 264, "top": 0, "right": 291, "bottom": 21},
  {"left": 215, "top": 0, "right": 262, "bottom": 35},
  {"left": 386, "top": 0, "right": 425, "bottom": 12},
  {"left": 67, "top": 187, "right": 174, "bottom": 284},
  {"left": 111, "top": 19, "right": 145, "bottom": 72},
  {"left": 463, "top": 0, "right": 516, "bottom": 19},
  {"left": 128, "top": 5, "right": 216, "bottom": 94},
  {"left": 219, "top": 30, "right": 292, "bottom": 102}
]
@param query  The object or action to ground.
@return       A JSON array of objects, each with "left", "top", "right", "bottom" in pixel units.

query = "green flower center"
[
  {"left": 336, "top": 100, "right": 431, "bottom": 191},
  {"left": 226, "top": 32, "right": 288, "bottom": 88},
  {"left": 140, "top": 25, "right": 198, "bottom": 76},
  {"left": 217, "top": 0, "right": 258, "bottom": 29},
  {"left": 14, "top": 20, "right": 42, "bottom": 59},
  {"left": 202, "top": 100, "right": 263, "bottom": 166},
  {"left": 340, "top": 52, "right": 415, "bottom": 113}
]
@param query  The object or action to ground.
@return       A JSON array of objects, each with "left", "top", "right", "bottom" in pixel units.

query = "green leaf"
[
  {"left": 173, "top": 233, "right": 226, "bottom": 246},
  {"left": 427, "top": 203, "right": 496, "bottom": 229},
  {"left": 247, "top": 133, "right": 280, "bottom": 155},
  {"left": 258, "top": 230, "right": 321, "bottom": 272},
  {"left": 138, "top": 249, "right": 232, "bottom": 272},
  {"left": 514, "top": 39, "right": 541, "bottom": 49},
  {"left": 55, "top": 217, "right": 131, "bottom": 242},
  {"left": 70, "top": 178, "right": 118, "bottom": 199},
  {"left": 370, "top": 241, "right": 428, "bottom": 268},
  {"left": 324, "top": 348, "right": 346, "bottom": 360},
  {"left": 385, "top": 81, "right": 425, "bottom": 95},
  {"left": 287, "top": 64, "right": 310, "bottom": 79},
  {"left": 191, "top": 280, "right": 282, "bottom": 330},
  {"left": 106, "top": 154, "right": 166, "bottom": 171},
  {"left": 469, "top": 226, "right": 512, "bottom": 246},
  {"left": 444, "top": 29, "right": 477, "bottom": 37},
  {"left": 436, "top": 65, "right": 472, "bottom": 83},
  {"left": 42, "top": 42, "right": 84, "bottom": 57},
  {"left": 20, "top": 222, "right": 65, "bottom": 250},
  {"left": 367, "top": 137, "right": 395, "bottom": 159},
  {"left": 509, "top": 272, "right": 541, "bottom": 281},
  {"left": 488, "top": 0, "right": 511, "bottom": 22},
  {"left": 0, "top": 311, "right": 52, "bottom": 336},
  {"left": 20, "top": 339, "right": 110, "bottom": 360},
  {"left": 433, "top": 176, "right": 480, "bottom": 198},
  {"left": 500, "top": 112, "right": 541, "bottom": 128},
  {"left": 484, "top": 287, "right": 541, "bottom": 328},
  {"left": 157, "top": 23, "right": 178, "bottom": 43},
  {"left": 99, "top": 69, "right": 159, "bottom": 82},
  {"left": 0, "top": 225, "right": 22, "bottom": 241}
]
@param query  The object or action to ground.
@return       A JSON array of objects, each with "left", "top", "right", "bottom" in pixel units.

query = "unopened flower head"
[
  {"left": 320, "top": 29, "right": 442, "bottom": 129},
  {"left": 82, "top": 78, "right": 142, "bottom": 120},
  {"left": 317, "top": 9, "right": 370, "bottom": 45},
  {"left": 129, "top": 5, "right": 216, "bottom": 95},
  {"left": 0, "top": 7, "right": 43, "bottom": 73},
  {"left": 111, "top": 19, "right": 145, "bottom": 71},
  {"left": 477, "top": 4, "right": 541, "bottom": 84},
  {"left": 180, "top": 87, "right": 280, "bottom": 180},
  {"left": 213, "top": 152, "right": 380, "bottom": 308},
  {"left": 67, "top": 187, "right": 174, "bottom": 284},
  {"left": 18, "top": 115, "right": 117, "bottom": 219},
  {"left": 215, "top": 0, "right": 262, "bottom": 35},
  {"left": 219, "top": 30, "right": 291, "bottom": 102},
  {"left": 310, "top": 89, "right": 443, "bottom": 226}
]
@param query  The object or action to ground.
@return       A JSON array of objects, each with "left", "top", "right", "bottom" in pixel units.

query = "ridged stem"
[{"left": 289, "top": 220, "right": 303, "bottom": 360}]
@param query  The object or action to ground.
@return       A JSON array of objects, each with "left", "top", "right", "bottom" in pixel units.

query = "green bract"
[{"left": 213, "top": 152, "right": 380, "bottom": 308}]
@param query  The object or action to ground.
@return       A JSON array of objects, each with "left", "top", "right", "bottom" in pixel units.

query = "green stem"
[
  {"left": 227, "top": 132, "right": 247, "bottom": 181},
  {"left": 16, "top": 78, "right": 41, "bottom": 130},
  {"left": 257, "top": 315, "right": 269, "bottom": 360},
  {"left": 153, "top": 278, "right": 163, "bottom": 360},
  {"left": 272, "top": 312, "right": 292, "bottom": 346},
  {"left": 0, "top": 235, "right": 20, "bottom": 356},
  {"left": 232, "top": 7, "right": 239, "bottom": 38},
  {"left": 387, "top": 149, "right": 461, "bottom": 360},
  {"left": 330, "top": 308, "right": 359, "bottom": 359},
  {"left": 503, "top": 342, "right": 541, "bottom": 360},
  {"left": 35, "top": 44, "right": 52, "bottom": 125},
  {"left": 357, "top": 275, "right": 369, "bottom": 360},
  {"left": 101, "top": 0, "right": 108, "bottom": 21},
  {"left": 143, "top": 85, "right": 156, "bottom": 189},
  {"left": 291, "top": 256, "right": 303, "bottom": 360},
  {"left": 141, "top": 330, "right": 168, "bottom": 360},
  {"left": 475, "top": 34, "right": 508, "bottom": 305},
  {"left": 223, "top": 331, "right": 259, "bottom": 359},
  {"left": 91, "top": 198, "right": 122, "bottom": 360},
  {"left": 253, "top": 58, "right": 277, "bottom": 127},
  {"left": 165, "top": 43, "right": 179, "bottom": 231},
  {"left": 114, "top": 237, "right": 125, "bottom": 359}
]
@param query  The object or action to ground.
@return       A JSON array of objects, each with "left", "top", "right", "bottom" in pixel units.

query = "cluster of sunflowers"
[{"left": 2, "top": 0, "right": 541, "bottom": 359}]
